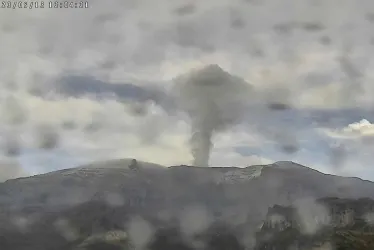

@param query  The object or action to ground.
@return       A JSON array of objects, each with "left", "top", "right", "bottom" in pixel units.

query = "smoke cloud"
[{"left": 172, "top": 64, "right": 251, "bottom": 167}]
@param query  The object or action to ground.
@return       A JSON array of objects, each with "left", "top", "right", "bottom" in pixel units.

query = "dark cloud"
[
  {"left": 300, "top": 22, "right": 325, "bottom": 32},
  {"left": 30, "top": 75, "right": 175, "bottom": 114},
  {"left": 339, "top": 52, "right": 363, "bottom": 81},
  {"left": 267, "top": 103, "right": 292, "bottom": 111},
  {"left": 273, "top": 22, "right": 296, "bottom": 35},
  {"left": 242, "top": 0, "right": 263, "bottom": 5},
  {"left": 125, "top": 102, "right": 149, "bottom": 117},
  {"left": 61, "top": 120, "right": 77, "bottom": 130},
  {"left": 173, "top": 64, "right": 252, "bottom": 167},
  {"left": 234, "top": 146, "right": 259, "bottom": 157},
  {"left": 173, "top": 3, "right": 197, "bottom": 16},
  {"left": 329, "top": 143, "right": 348, "bottom": 169},
  {"left": 319, "top": 35, "right": 332, "bottom": 46},
  {"left": 35, "top": 125, "right": 60, "bottom": 150},
  {"left": 365, "top": 12, "right": 374, "bottom": 23},
  {"left": 273, "top": 21, "right": 325, "bottom": 36},
  {"left": 83, "top": 112, "right": 104, "bottom": 133},
  {"left": 155, "top": 7, "right": 253, "bottom": 53},
  {"left": 3, "top": 96, "right": 27, "bottom": 125},
  {"left": 84, "top": 122, "right": 102, "bottom": 133},
  {"left": 280, "top": 143, "right": 299, "bottom": 154},
  {"left": 56, "top": 75, "right": 151, "bottom": 100},
  {"left": 229, "top": 9, "right": 246, "bottom": 29},
  {"left": 3, "top": 135, "right": 22, "bottom": 157},
  {"left": 303, "top": 72, "right": 335, "bottom": 88},
  {"left": 93, "top": 13, "right": 119, "bottom": 24}
]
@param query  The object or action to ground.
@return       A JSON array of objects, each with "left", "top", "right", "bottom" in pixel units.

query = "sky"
[{"left": 1, "top": 0, "right": 374, "bottom": 181}]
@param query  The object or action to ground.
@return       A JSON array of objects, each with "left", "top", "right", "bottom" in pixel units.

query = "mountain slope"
[
  {"left": 255, "top": 197, "right": 374, "bottom": 250},
  {"left": 0, "top": 160, "right": 374, "bottom": 249}
]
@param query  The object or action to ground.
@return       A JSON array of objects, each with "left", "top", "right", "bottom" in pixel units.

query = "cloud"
[
  {"left": 0, "top": 160, "right": 27, "bottom": 182},
  {"left": 316, "top": 119, "right": 374, "bottom": 177},
  {"left": 53, "top": 218, "right": 79, "bottom": 242},
  {"left": 51, "top": 75, "right": 170, "bottom": 108},
  {"left": 35, "top": 124, "right": 60, "bottom": 150},
  {"left": 0, "top": 91, "right": 190, "bottom": 173},
  {"left": 179, "top": 205, "right": 212, "bottom": 236},
  {"left": 172, "top": 64, "right": 252, "bottom": 167},
  {"left": 293, "top": 198, "right": 330, "bottom": 235},
  {"left": 1, "top": 130, "right": 22, "bottom": 157},
  {"left": 1, "top": 0, "right": 374, "bottom": 179},
  {"left": 342, "top": 119, "right": 374, "bottom": 136},
  {"left": 127, "top": 216, "right": 154, "bottom": 249},
  {"left": 321, "top": 119, "right": 374, "bottom": 139},
  {"left": 173, "top": 3, "right": 197, "bottom": 16}
]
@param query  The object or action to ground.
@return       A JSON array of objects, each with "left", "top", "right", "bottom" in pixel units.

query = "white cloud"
[
  {"left": 343, "top": 119, "right": 374, "bottom": 136},
  {"left": 322, "top": 119, "right": 374, "bottom": 139}
]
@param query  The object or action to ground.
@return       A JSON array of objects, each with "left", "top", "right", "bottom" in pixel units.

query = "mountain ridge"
[
  {"left": 4, "top": 159, "right": 373, "bottom": 184},
  {"left": 1, "top": 160, "right": 374, "bottom": 249}
]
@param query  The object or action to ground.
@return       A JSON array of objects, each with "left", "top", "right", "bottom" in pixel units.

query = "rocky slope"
[
  {"left": 1, "top": 159, "right": 374, "bottom": 249},
  {"left": 255, "top": 197, "right": 374, "bottom": 250}
]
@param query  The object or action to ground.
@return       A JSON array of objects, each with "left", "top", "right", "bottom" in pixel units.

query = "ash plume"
[{"left": 172, "top": 64, "right": 251, "bottom": 167}]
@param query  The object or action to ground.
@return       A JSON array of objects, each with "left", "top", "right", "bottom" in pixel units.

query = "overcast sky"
[{"left": 1, "top": 0, "right": 374, "bottom": 181}]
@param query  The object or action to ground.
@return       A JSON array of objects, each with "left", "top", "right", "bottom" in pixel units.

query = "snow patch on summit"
[
  {"left": 271, "top": 161, "right": 306, "bottom": 170},
  {"left": 216, "top": 165, "right": 264, "bottom": 184},
  {"left": 214, "top": 161, "right": 307, "bottom": 184}
]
